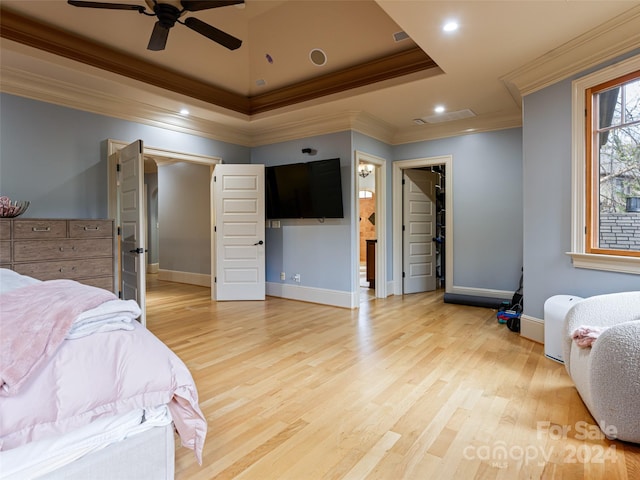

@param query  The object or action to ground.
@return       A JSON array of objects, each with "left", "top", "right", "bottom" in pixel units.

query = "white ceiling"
[{"left": 1, "top": 0, "right": 640, "bottom": 146}]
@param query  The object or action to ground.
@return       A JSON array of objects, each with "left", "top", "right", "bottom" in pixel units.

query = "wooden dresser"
[{"left": 0, "top": 218, "right": 116, "bottom": 292}]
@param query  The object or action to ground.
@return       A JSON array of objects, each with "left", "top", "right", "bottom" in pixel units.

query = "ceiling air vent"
[
  {"left": 420, "top": 109, "right": 476, "bottom": 124},
  {"left": 393, "top": 31, "right": 410, "bottom": 42}
]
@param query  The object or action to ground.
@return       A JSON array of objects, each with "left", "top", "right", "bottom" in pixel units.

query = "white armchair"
[{"left": 562, "top": 291, "right": 640, "bottom": 443}]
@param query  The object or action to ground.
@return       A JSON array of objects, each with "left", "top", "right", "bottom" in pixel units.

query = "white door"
[
  {"left": 118, "top": 140, "right": 147, "bottom": 325},
  {"left": 403, "top": 169, "right": 438, "bottom": 294},
  {"left": 212, "top": 164, "right": 265, "bottom": 301}
]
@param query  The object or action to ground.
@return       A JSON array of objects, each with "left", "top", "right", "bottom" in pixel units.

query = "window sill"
[{"left": 567, "top": 252, "right": 640, "bottom": 275}]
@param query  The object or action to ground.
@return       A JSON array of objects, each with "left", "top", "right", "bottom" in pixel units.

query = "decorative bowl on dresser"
[
  {"left": 0, "top": 218, "right": 116, "bottom": 293},
  {"left": 0, "top": 197, "right": 30, "bottom": 218}
]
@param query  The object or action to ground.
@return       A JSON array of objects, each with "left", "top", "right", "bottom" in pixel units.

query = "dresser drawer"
[
  {"left": 0, "top": 241, "right": 11, "bottom": 263},
  {"left": 80, "top": 276, "right": 115, "bottom": 292},
  {"left": 13, "top": 220, "right": 67, "bottom": 239},
  {"left": 13, "top": 257, "right": 114, "bottom": 281},
  {"left": 69, "top": 220, "right": 113, "bottom": 238},
  {"left": 0, "top": 220, "right": 10, "bottom": 240},
  {"left": 13, "top": 238, "right": 113, "bottom": 262}
]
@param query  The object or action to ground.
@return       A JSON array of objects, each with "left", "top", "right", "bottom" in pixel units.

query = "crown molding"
[
  {"left": 501, "top": 5, "right": 640, "bottom": 98},
  {"left": 0, "top": 66, "right": 254, "bottom": 146},
  {"left": 1, "top": 62, "right": 522, "bottom": 147},
  {"left": 248, "top": 111, "right": 388, "bottom": 146},
  {"left": 391, "top": 111, "right": 523, "bottom": 145}
]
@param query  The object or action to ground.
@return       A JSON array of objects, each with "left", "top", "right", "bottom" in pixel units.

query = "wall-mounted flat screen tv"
[{"left": 266, "top": 158, "right": 344, "bottom": 219}]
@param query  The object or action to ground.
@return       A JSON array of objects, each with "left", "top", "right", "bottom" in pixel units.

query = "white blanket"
[{"left": 68, "top": 299, "right": 139, "bottom": 338}]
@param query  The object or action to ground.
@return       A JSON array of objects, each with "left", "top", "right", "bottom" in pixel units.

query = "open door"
[
  {"left": 212, "top": 164, "right": 265, "bottom": 301},
  {"left": 403, "top": 169, "right": 438, "bottom": 294},
  {"left": 118, "top": 140, "right": 147, "bottom": 325}
]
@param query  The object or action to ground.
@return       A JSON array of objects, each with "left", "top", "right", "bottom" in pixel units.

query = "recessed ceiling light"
[
  {"left": 434, "top": 105, "right": 445, "bottom": 113},
  {"left": 179, "top": 108, "right": 189, "bottom": 115},
  {"left": 443, "top": 21, "right": 459, "bottom": 33}
]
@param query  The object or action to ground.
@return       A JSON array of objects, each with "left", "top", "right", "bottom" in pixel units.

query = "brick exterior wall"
[{"left": 599, "top": 213, "right": 640, "bottom": 250}]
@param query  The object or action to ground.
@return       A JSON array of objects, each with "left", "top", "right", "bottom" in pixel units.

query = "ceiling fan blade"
[
  {"left": 147, "top": 21, "right": 170, "bottom": 51},
  {"left": 184, "top": 16, "right": 242, "bottom": 50},
  {"left": 67, "top": 1, "right": 146, "bottom": 12},
  {"left": 181, "top": 1, "right": 244, "bottom": 12}
]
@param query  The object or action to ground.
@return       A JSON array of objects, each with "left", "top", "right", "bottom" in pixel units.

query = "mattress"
[{"left": 0, "top": 405, "right": 172, "bottom": 479}]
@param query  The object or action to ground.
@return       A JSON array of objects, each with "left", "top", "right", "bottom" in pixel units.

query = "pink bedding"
[
  {"left": 0, "top": 280, "right": 116, "bottom": 396},
  {"left": 0, "top": 277, "right": 207, "bottom": 463},
  {"left": 0, "top": 322, "right": 207, "bottom": 462}
]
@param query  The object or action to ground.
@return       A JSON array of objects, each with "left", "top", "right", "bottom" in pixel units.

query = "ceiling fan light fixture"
[{"left": 67, "top": 0, "right": 244, "bottom": 51}]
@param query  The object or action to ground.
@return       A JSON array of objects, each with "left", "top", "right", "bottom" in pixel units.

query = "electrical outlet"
[
  {"left": 294, "top": 273, "right": 301, "bottom": 283},
  {"left": 280, "top": 272, "right": 286, "bottom": 281}
]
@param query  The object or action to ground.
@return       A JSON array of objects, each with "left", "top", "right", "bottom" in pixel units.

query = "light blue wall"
[
  {"left": 393, "top": 128, "right": 524, "bottom": 293},
  {"left": 0, "top": 94, "right": 250, "bottom": 218},
  {"left": 522, "top": 51, "right": 640, "bottom": 319},
  {"left": 1, "top": 93, "right": 527, "bottom": 299},
  {"left": 157, "top": 162, "right": 211, "bottom": 274},
  {"left": 251, "top": 131, "right": 353, "bottom": 292}
]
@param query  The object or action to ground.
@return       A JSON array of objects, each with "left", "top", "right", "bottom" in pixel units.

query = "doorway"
[
  {"left": 358, "top": 161, "right": 376, "bottom": 301},
  {"left": 106, "top": 139, "right": 221, "bottom": 298},
  {"left": 354, "top": 151, "right": 387, "bottom": 307},
  {"left": 393, "top": 156, "right": 453, "bottom": 296}
]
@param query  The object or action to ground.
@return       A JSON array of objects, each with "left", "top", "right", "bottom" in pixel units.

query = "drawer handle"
[
  {"left": 60, "top": 246, "right": 77, "bottom": 251},
  {"left": 32, "top": 227, "right": 51, "bottom": 232},
  {"left": 84, "top": 226, "right": 100, "bottom": 231}
]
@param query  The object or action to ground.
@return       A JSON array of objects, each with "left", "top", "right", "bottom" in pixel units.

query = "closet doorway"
[{"left": 392, "top": 156, "right": 452, "bottom": 296}]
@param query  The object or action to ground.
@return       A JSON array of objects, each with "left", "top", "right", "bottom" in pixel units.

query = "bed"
[{"left": 0, "top": 268, "right": 207, "bottom": 479}]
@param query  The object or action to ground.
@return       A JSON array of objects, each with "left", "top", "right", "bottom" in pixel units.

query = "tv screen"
[{"left": 266, "top": 158, "right": 344, "bottom": 219}]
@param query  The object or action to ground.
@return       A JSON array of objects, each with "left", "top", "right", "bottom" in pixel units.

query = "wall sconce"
[{"left": 358, "top": 163, "right": 374, "bottom": 178}]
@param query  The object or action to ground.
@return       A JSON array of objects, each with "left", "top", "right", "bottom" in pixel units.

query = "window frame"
[{"left": 569, "top": 54, "right": 640, "bottom": 275}]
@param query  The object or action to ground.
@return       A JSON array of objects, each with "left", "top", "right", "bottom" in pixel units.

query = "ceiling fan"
[{"left": 67, "top": 0, "right": 243, "bottom": 51}]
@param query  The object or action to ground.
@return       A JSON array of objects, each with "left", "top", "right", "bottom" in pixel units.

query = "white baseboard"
[
  {"left": 147, "top": 263, "right": 159, "bottom": 274},
  {"left": 267, "top": 282, "right": 354, "bottom": 308},
  {"left": 158, "top": 269, "right": 211, "bottom": 287},
  {"left": 447, "top": 285, "right": 512, "bottom": 299},
  {"left": 520, "top": 314, "right": 544, "bottom": 344}
]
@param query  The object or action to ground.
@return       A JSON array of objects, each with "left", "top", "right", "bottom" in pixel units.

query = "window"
[
  {"left": 570, "top": 55, "right": 640, "bottom": 274},
  {"left": 586, "top": 71, "right": 640, "bottom": 255}
]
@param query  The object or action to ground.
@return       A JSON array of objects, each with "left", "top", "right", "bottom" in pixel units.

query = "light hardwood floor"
[{"left": 145, "top": 277, "right": 639, "bottom": 480}]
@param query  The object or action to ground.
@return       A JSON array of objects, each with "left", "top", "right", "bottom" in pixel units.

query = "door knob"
[{"left": 254, "top": 240, "right": 264, "bottom": 245}]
